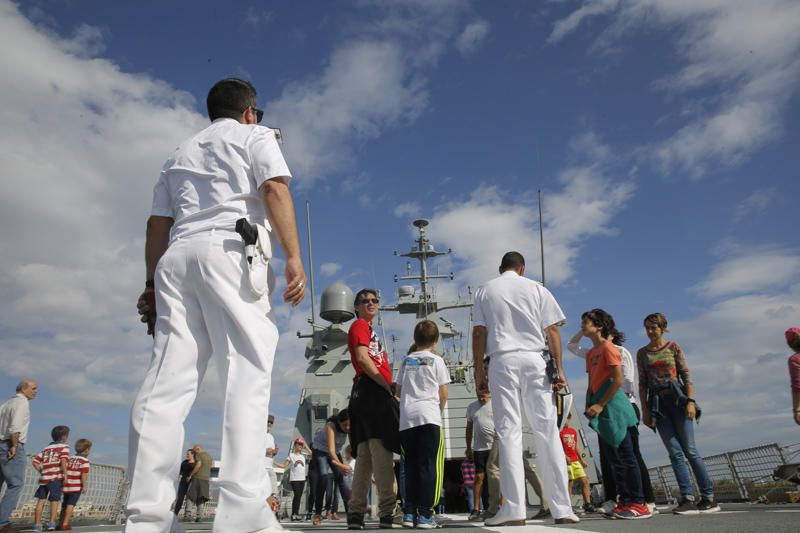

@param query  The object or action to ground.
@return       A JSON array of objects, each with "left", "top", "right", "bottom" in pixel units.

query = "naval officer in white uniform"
[
  {"left": 127, "top": 78, "right": 306, "bottom": 533},
  {"left": 472, "top": 252, "right": 578, "bottom": 525}
]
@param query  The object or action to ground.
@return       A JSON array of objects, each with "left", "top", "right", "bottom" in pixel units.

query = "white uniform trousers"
[
  {"left": 488, "top": 351, "right": 572, "bottom": 520},
  {"left": 125, "top": 230, "right": 279, "bottom": 533}
]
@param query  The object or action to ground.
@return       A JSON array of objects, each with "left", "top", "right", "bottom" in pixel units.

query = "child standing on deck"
[
  {"left": 32, "top": 425, "right": 71, "bottom": 531},
  {"left": 59, "top": 438, "right": 92, "bottom": 531},
  {"left": 396, "top": 320, "right": 450, "bottom": 529},
  {"left": 581, "top": 309, "right": 651, "bottom": 520}
]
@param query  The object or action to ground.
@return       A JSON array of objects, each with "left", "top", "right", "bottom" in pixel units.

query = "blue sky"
[{"left": 0, "top": 0, "right": 798, "bottom": 469}]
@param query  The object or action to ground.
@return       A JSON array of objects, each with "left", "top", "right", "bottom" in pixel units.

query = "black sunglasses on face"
[
  {"left": 359, "top": 298, "right": 379, "bottom": 305},
  {"left": 251, "top": 106, "right": 264, "bottom": 123}
]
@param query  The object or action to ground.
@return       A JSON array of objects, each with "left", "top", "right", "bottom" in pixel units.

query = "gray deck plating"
[{"left": 21, "top": 505, "right": 800, "bottom": 533}]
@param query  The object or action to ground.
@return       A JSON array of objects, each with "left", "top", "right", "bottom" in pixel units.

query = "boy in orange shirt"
[{"left": 581, "top": 309, "right": 650, "bottom": 520}]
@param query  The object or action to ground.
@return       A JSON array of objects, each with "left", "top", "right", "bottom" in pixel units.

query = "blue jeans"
[
  {"left": 655, "top": 396, "right": 713, "bottom": 498},
  {"left": 598, "top": 428, "right": 643, "bottom": 504},
  {"left": 464, "top": 485, "right": 474, "bottom": 512},
  {"left": 0, "top": 441, "right": 25, "bottom": 525}
]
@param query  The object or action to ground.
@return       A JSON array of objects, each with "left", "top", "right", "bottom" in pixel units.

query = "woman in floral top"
[{"left": 637, "top": 313, "right": 719, "bottom": 515}]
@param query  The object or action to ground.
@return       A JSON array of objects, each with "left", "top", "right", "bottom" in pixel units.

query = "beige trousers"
[
  {"left": 486, "top": 438, "right": 502, "bottom": 514},
  {"left": 349, "top": 439, "right": 397, "bottom": 518}
]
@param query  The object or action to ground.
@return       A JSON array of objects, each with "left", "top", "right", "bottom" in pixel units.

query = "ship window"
[{"left": 314, "top": 406, "right": 328, "bottom": 420}]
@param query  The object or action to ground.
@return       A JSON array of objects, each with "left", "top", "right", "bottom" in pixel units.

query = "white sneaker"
[{"left": 600, "top": 500, "right": 616, "bottom": 516}]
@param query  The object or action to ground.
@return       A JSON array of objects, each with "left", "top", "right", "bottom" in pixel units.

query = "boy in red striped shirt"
[
  {"left": 58, "top": 438, "right": 92, "bottom": 531},
  {"left": 32, "top": 425, "right": 71, "bottom": 531}
]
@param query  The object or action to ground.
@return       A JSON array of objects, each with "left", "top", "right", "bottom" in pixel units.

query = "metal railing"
[
  {"left": 648, "top": 442, "right": 800, "bottom": 504},
  {"left": 0, "top": 456, "right": 128, "bottom": 525},
  {"left": 2, "top": 442, "right": 797, "bottom": 524}
]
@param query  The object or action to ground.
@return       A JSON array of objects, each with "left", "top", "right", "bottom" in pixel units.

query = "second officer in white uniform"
[{"left": 472, "top": 251, "right": 578, "bottom": 525}]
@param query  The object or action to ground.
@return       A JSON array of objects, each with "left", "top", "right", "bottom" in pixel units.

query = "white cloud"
[
  {"left": 0, "top": 1, "right": 205, "bottom": 412},
  {"left": 692, "top": 246, "right": 800, "bottom": 298},
  {"left": 429, "top": 133, "right": 635, "bottom": 287},
  {"left": 456, "top": 19, "right": 490, "bottom": 55},
  {"left": 393, "top": 202, "right": 422, "bottom": 219},
  {"left": 266, "top": 2, "right": 473, "bottom": 187},
  {"left": 733, "top": 188, "right": 775, "bottom": 222},
  {"left": 547, "top": 0, "right": 619, "bottom": 45},
  {"left": 549, "top": 0, "right": 800, "bottom": 178},
  {"left": 320, "top": 262, "right": 343, "bottom": 276}
]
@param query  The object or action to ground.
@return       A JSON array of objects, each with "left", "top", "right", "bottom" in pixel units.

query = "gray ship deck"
[{"left": 21, "top": 504, "right": 800, "bottom": 533}]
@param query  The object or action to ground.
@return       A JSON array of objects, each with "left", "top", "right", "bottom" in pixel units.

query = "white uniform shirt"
[
  {"left": 396, "top": 350, "right": 451, "bottom": 431},
  {"left": 567, "top": 341, "right": 636, "bottom": 399},
  {"left": 0, "top": 394, "right": 30, "bottom": 444},
  {"left": 286, "top": 452, "right": 307, "bottom": 482},
  {"left": 151, "top": 118, "right": 291, "bottom": 243},
  {"left": 264, "top": 432, "right": 275, "bottom": 470},
  {"left": 466, "top": 399, "right": 496, "bottom": 451},
  {"left": 473, "top": 271, "right": 566, "bottom": 357}
]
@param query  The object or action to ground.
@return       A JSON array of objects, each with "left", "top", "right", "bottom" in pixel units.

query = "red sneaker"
[{"left": 614, "top": 502, "right": 652, "bottom": 520}]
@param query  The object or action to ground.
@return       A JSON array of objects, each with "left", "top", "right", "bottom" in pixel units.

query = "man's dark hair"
[
  {"left": 51, "top": 425, "right": 70, "bottom": 442},
  {"left": 499, "top": 251, "right": 525, "bottom": 272},
  {"left": 581, "top": 308, "right": 615, "bottom": 339},
  {"left": 413, "top": 320, "right": 439, "bottom": 348},
  {"left": 206, "top": 78, "right": 257, "bottom": 121},
  {"left": 353, "top": 288, "right": 378, "bottom": 316}
]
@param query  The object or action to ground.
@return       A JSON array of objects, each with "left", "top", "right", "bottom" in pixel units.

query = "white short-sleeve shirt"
[
  {"left": 396, "top": 350, "right": 450, "bottom": 431},
  {"left": 264, "top": 432, "right": 276, "bottom": 470},
  {"left": 473, "top": 271, "right": 566, "bottom": 357},
  {"left": 466, "top": 399, "right": 495, "bottom": 451},
  {"left": 287, "top": 452, "right": 307, "bottom": 481},
  {"left": 151, "top": 118, "right": 291, "bottom": 243},
  {"left": 0, "top": 394, "right": 30, "bottom": 444}
]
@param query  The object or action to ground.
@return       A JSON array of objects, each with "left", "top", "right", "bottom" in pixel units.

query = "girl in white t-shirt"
[
  {"left": 275, "top": 438, "right": 312, "bottom": 521},
  {"left": 396, "top": 320, "right": 450, "bottom": 529}
]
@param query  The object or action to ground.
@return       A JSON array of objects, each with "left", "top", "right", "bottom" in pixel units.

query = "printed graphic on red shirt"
[
  {"left": 559, "top": 427, "right": 580, "bottom": 463},
  {"left": 348, "top": 319, "right": 392, "bottom": 385},
  {"left": 33, "top": 443, "right": 71, "bottom": 484},
  {"left": 63, "top": 456, "right": 91, "bottom": 493}
]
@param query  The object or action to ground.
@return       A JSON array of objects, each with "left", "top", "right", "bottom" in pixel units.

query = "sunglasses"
[
  {"left": 250, "top": 106, "right": 264, "bottom": 123},
  {"left": 358, "top": 298, "right": 379, "bottom": 305}
]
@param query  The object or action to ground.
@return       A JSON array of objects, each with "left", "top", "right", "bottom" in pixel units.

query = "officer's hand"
[
  {"left": 474, "top": 367, "right": 489, "bottom": 394},
  {"left": 137, "top": 289, "right": 153, "bottom": 322},
  {"left": 551, "top": 370, "right": 566, "bottom": 392},
  {"left": 283, "top": 257, "right": 306, "bottom": 307}
]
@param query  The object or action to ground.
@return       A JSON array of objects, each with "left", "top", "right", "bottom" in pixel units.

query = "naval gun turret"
[{"left": 293, "top": 283, "right": 356, "bottom": 448}]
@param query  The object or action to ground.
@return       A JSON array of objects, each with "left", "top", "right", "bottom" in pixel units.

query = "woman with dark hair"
[
  {"left": 309, "top": 409, "right": 352, "bottom": 526},
  {"left": 637, "top": 313, "right": 719, "bottom": 515},
  {"left": 581, "top": 309, "right": 650, "bottom": 519},
  {"left": 568, "top": 318, "right": 655, "bottom": 515},
  {"left": 174, "top": 449, "right": 195, "bottom": 518}
]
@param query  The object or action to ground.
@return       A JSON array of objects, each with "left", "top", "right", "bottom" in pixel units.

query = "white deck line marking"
[{"left": 484, "top": 524, "right": 591, "bottom": 533}]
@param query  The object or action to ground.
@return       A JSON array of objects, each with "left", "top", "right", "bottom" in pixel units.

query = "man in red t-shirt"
[
  {"left": 559, "top": 414, "right": 594, "bottom": 513},
  {"left": 346, "top": 289, "right": 399, "bottom": 530}
]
